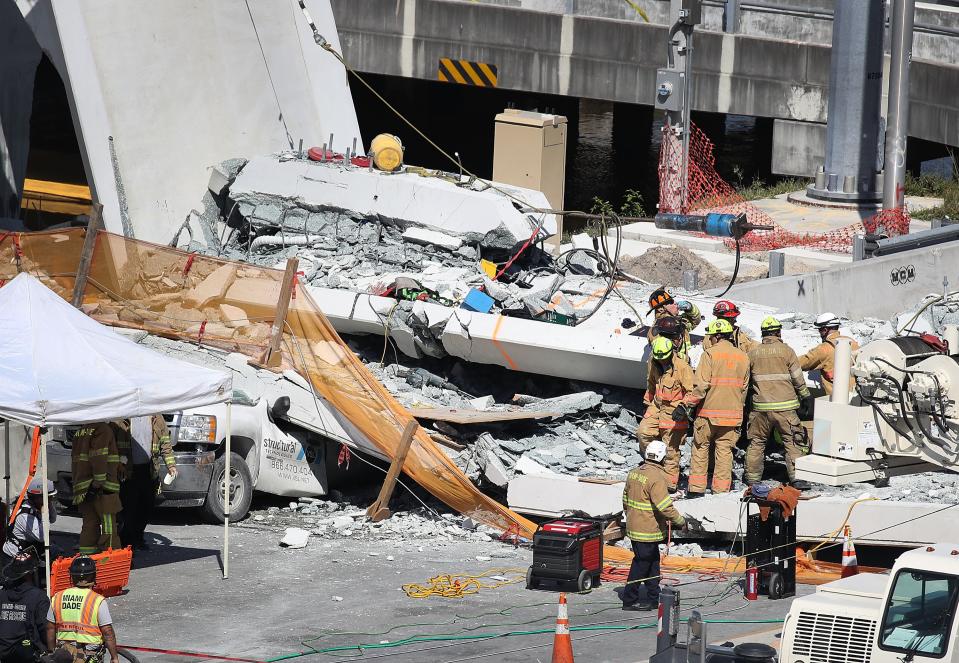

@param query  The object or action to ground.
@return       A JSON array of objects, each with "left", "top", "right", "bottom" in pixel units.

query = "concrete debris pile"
[
  {"left": 819, "top": 472, "right": 959, "bottom": 503},
  {"left": 245, "top": 496, "right": 503, "bottom": 545}
]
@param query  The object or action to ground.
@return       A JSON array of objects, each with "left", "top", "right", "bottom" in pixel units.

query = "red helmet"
[{"left": 712, "top": 300, "right": 740, "bottom": 319}]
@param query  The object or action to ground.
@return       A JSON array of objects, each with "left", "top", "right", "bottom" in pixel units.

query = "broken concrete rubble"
[{"left": 223, "top": 154, "right": 556, "bottom": 250}]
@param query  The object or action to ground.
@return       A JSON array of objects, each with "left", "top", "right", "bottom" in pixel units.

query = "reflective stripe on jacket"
[
  {"left": 72, "top": 423, "right": 121, "bottom": 504},
  {"left": 748, "top": 337, "right": 810, "bottom": 411},
  {"left": 53, "top": 587, "right": 104, "bottom": 645},
  {"left": 685, "top": 339, "right": 750, "bottom": 425},
  {"left": 623, "top": 464, "right": 685, "bottom": 542},
  {"left": 643, "top": 356, "right": 695, "bottom": 430}
]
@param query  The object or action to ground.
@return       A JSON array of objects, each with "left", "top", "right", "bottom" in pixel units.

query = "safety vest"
[{"left": 52, "top": 587, "right": 104, "bottom": 645}]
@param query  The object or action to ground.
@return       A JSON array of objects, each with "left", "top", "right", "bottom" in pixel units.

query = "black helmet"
[
  {"left": 1, "top": 553, "right": 37, "bottom": 585},
  {"left": 69, "top": 556, "right": 97, "bottom": 585},
  {"left": 655, "top": 315, "right": 682, "bottom": 338}
]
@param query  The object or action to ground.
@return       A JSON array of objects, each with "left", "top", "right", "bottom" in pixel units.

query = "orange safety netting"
[
  {"left": 0, "top": 229, "right": 543, "bottom": 543},
  {"left": 658, "top": 123, "right": 910, "bottom": 253}
]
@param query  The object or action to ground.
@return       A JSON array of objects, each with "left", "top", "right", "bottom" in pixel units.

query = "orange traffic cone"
[
  {"left": 841, "top": 525, "right": 859, "bottom": 578},
  {"left": 551, "top": 592, "right": 575, "bottom": 663}
]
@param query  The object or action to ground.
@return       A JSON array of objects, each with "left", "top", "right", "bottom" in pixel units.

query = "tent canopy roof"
[{"left": 0, "top": 274, "right": 232, "bottom": 426}]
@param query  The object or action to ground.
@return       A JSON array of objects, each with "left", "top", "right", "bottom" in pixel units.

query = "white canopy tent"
[{"left": 0, "top": 273, "right": 236, "bottom": 589}]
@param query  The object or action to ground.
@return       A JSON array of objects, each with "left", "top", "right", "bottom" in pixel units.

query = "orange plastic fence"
[
  {"left": 0, "top": 229, "right": 539, "bottom": 541},
  {"left": 658, "top": 123, "right": 910, "bottom": 253}
]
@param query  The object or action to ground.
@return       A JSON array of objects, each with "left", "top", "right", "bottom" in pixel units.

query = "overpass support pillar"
[{"left": 807, "top": 0, "right": 884, "bottom": 204}]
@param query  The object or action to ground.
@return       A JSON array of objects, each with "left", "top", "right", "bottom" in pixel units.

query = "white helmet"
[
  {"left": 645, "top": 440, "right": 668, "bottom": 464},
  {"left": 814, "top": 312, "right": 840, "bottom": 329}
]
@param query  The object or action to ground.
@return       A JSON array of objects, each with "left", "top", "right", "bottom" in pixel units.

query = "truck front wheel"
[{"left": 201, "top": 452, "right": 253, "bottom": 524}]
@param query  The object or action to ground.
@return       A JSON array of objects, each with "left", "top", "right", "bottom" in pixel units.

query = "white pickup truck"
[
  {"left": 47, "top": 372, "right": 387, "bottom": 522},
  {"left": 777, "top": 543, "right": 959, "bottom": 662}
]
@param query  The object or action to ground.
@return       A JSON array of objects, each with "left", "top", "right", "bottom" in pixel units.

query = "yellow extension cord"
[
  {"left": 403, "top": 568, "right": 527, "bottom": 599},
  {"left": 807, "top": 497, "right": 879, "bottom": 558}
]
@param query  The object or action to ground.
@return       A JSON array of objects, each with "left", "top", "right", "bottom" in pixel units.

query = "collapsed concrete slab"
[
  {"left": 228, "top": 155, "right": 557, "bottom": 249},
  {"left": 677, "top": 491, "right": 959, "bottom": 546},
  {"left": 507, "top": 474, "right": 625, "bottom": 518},
  {"left": 443, "top": 310, "right": 650, "bottom": 389}
]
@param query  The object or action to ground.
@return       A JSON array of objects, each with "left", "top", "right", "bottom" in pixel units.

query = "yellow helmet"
[
  {"left": 651, "top": 336, "right": 674, "bottom": 360},
  {"left": 761, "top": 316, "right": 783, "bottom": 333},
  {"left": 706, "top": 319, "right": 734, "bottom": 335}
]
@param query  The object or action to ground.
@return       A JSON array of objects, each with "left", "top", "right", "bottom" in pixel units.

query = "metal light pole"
[
  {"left": 807, "top": 0, "right": 885, "bottom": 203},
  {"left": 883, "top": 0, "right": 916, "bottom": 211},
  {"left": 655, "top": 0, "right": 702, "bottom": 212}
]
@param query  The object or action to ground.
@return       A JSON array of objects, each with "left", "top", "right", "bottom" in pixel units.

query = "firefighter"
[
  {"left": 116, "top": 416, "right": 177, "bottom": 550},
  {"left": 799, "top": 312, "right": 860, "bottom": 397},
  {"left": 46, "top": 556, "right": 118, "bottom": 663},
  {"left": 638, "top": 337, "right": 694, "bottom": 492},
  {"left": 70, "top": 423, "right": 121, "bottom": 555},
  {"left": 652, "top": 315, "right": 690, "bottom": 361},
  {"left": 646, "top": 287, "right": 679, "bottom": 342},
  {"left": 0, "top": 554, "right": 50, "bottom": 662},
  {"left": 705, "top": 300, "right": 757, "bottom": 352},
  {"left": 621, "top": 441, "right": 686, "bottom": 612},
  {"left": 682, "top": 319, "right": 750, "bottom": 496},
  {"left": 745, "top": 316, "right": 813, "bottom": 490}
]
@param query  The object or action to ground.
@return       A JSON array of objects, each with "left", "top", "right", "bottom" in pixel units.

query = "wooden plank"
[
  {"left": 410, "top": 407, "right": 559, "bottom": 425},
  {"left": 366, "top": 420, "right": 419, "bottom": 522},
  {"left": 259, "top": 258, "right": 299, "bottom": 368},
  {"left": 21, "top": 179, "right": 93, "bottom": 216},
  {"left": 427, "top": 431, "right": 465, "bottom": 451},
  {"left": 71, "top": 204, "right": 103, "bottom": 308}
]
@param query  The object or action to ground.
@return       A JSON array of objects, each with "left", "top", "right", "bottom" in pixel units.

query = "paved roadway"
[{"left": 48, "top": 510, "right": 810, "bottom": 663}]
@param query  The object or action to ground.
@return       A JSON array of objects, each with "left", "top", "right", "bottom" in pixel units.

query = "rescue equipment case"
[
  {"left": 743, "top": 497, "right": 796, "bottom": 600},
  {"left": 527, "top": 518, "right": 603, "bottom": 592}
]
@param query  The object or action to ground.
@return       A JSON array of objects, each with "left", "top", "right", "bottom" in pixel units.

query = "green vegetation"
[
  {"left": 730, "top": 165, "right": 810, "bottom": 201},
  {"left": 904, "top": 169, "right": 959, "bottom": 220}
]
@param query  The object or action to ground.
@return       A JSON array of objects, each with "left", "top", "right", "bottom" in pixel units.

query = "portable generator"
[{"left": 526, "top": 518, "right": 604, "bottom": 592}]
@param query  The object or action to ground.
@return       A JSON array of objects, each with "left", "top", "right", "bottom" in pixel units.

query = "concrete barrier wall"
[
  {"left": 724, "top": 240, "right": 959, "bottom": 320},
  {"left": 333, "top": 0, "right": 959, "bottom": 149},
  {"left": 14, "top": 0, "right": 362, "bottom": 244}
]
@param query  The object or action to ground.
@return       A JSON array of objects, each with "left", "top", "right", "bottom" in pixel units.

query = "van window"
[{"left": 879, "top": 568, "right": 959, "bottom": 658}]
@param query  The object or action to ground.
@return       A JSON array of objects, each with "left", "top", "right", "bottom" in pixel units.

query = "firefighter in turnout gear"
[
  {"left": 70, "top": 423, "right": 121, "bottom": 554},
  {"left": 799, "top": 312, "right": 860, "bottom": 397},
  {"left": 746, "top": 317, "right": 812, "bottom": 490},
  {"left": 114, "top": 416, "right": 177, "bottom": 549},
  {"left": 684, "top": 319, "right": 750, "bottom": 495},
  {"left": 47, "top": 556, "right": 117, "bottom": 663},
  {"left": 704, "top": 300, "right": 757, "bottom": 352},
  {"left": 621, "top": 441, "right": 686, "bottom": 611},
  {"left": 638, "top": 337, "right": 695, "bottom": 491},
  {"left": 652, "top": 315, "right": 690, "bottom": 361},
  {"left": 646, "top": 287, "right": 679, "bottom": 343}
]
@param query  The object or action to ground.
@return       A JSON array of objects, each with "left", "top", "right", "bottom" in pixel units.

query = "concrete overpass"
[{"left": 331, "top": 0, "right": 959, "bottom": 176}]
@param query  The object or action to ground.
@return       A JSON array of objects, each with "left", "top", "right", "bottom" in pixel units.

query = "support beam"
[
  {"left": 259, "top": 258, "right": 299, "bottom": 368},
  {"left": 367, "top": 419, "right": 418, "bottom": 522},
  {"left": 71, "top": 203, "right": 103, "bottom": 308},
  {"left": 883, "top": 0, "right": 916, "bottom": 211}
]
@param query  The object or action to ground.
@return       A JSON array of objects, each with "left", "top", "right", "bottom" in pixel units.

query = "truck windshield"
[{"left": 880, "top": 568, "right": 959, "bottom": 658}]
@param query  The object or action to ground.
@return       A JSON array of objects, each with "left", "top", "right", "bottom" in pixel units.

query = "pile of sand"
[{"left": 618, "top": 245, "right": 730, "bottom": 289}]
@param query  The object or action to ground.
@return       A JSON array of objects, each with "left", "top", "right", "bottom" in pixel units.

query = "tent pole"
[
  {"left": 4, "top": 420, "right": 9, "bottom": 506},
  {"left": 223, "top": 401, "right": 232, "bottom": 579},
  {"left": 40, "top": 431, "right": 51, "bottom": 597}
]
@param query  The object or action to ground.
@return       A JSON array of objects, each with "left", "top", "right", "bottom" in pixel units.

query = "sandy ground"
[{"left": 45, "top": 506, "right": 811, "bottom": 663}]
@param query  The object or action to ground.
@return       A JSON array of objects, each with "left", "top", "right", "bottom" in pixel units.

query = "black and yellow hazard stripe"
[{"left": 438, "top": 58, "right": 498, "bottom": 87}]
